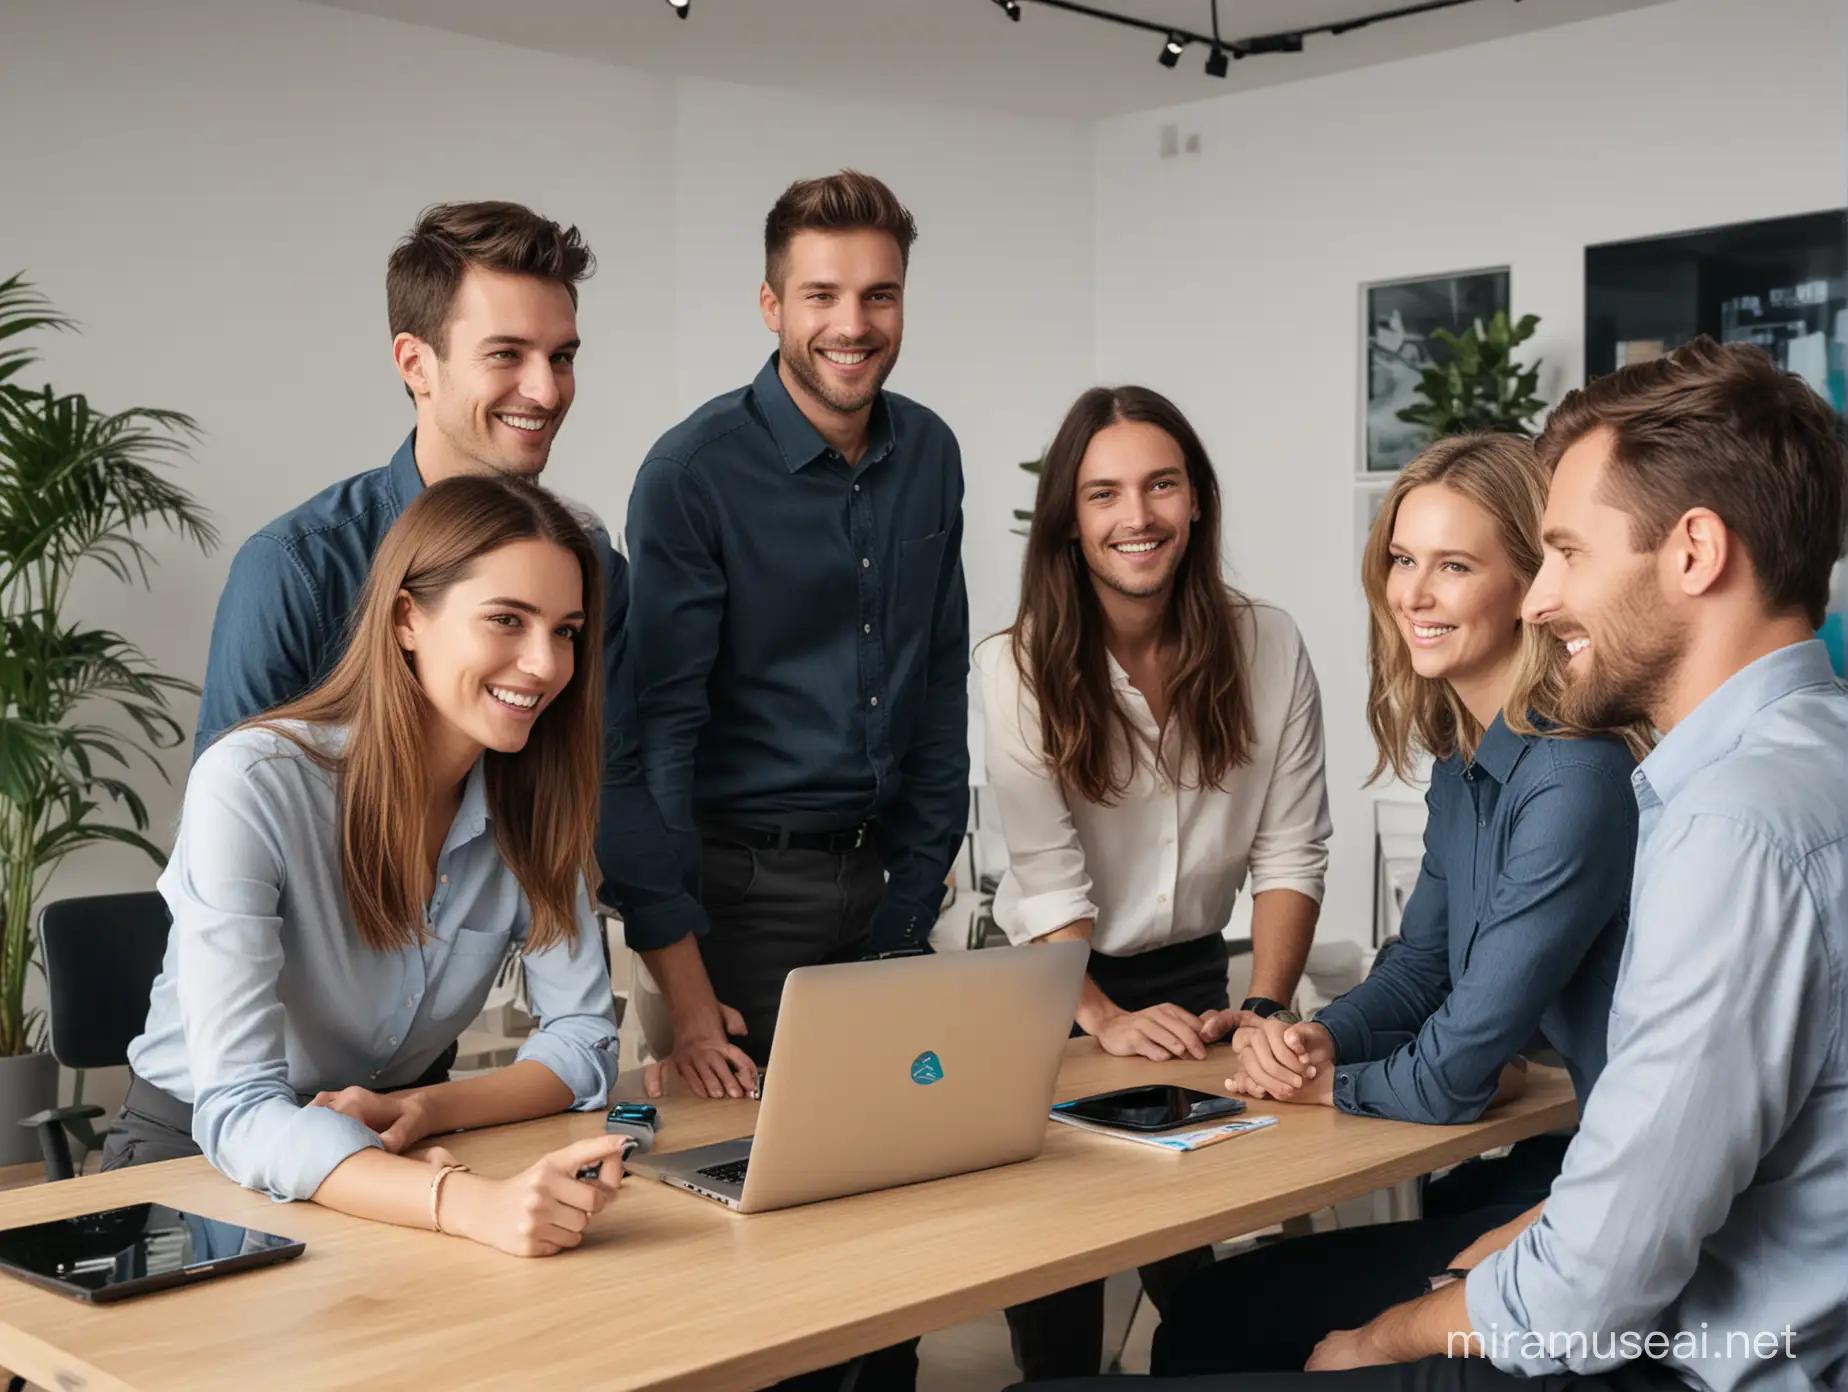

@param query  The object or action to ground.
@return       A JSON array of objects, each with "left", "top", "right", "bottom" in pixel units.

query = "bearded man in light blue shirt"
[{"left": 1031, "top": 338, "right": 1847, "bottom": 1392}]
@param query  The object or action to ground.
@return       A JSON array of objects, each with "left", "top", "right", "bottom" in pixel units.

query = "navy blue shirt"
[
  {"left": 1315, "top": 715, "right": 1637, "bottom": 1123},
  {"left": 625, "top": 354, "right": 970, "bottom": 953},
  {"left": 194, "top": 432, "right": 705, "bottom": 950}
]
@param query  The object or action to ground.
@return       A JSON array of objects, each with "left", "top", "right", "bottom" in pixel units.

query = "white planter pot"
[{"left": 0, "top": 1052, "right": 59, "bottom": 1169}]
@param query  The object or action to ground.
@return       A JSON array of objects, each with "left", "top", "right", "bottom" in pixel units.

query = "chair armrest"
[{"left": 18, "top": 1105, "right": 105, "bottom": 1130}]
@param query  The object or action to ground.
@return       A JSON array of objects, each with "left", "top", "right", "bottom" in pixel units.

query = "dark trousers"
[
  {"left": 1004, "top": 933, "right": 1233, "bottom": 1382},
  {"left": 101, "top": 1041, "right": 459, "bottom": 1171},
  {"left": 1013, "top": 1355, "right": 1683, "bottom": 1392},
  {"left": 1149, "top": 1204, "right": 1529, "bottom": 1377},
  {"left": 694, "top": 827, "right": 913, "bottom": 1392},
  {"left": 696, "top": 830, "right": 887, "bottom": 1067},
  {"left": 1422, "top": 1133, "right": 1572, "bottom": 1219}
]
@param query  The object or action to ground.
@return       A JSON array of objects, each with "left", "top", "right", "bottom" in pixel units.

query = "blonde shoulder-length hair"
[{"left": 1363, "top": 433, "right": 1653, "bottom": 784}]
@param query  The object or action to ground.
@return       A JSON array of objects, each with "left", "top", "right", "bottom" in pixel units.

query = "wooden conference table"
[{"left": 0, "top": 1044, "right": 1575, "bottom": 1392}]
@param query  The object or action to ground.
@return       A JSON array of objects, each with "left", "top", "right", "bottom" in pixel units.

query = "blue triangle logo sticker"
[{"left": 910, "top": 1051, "right": 945, "bottom": 1085}]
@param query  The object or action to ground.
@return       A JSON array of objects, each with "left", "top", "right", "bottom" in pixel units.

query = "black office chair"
[{"left": 19, "top": 892, "right": 171, "bottom": 1181}]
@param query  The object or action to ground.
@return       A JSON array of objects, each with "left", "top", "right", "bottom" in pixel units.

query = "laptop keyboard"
[{"left": 696, "top": 1158, "right": 750, "bottom": 1186}]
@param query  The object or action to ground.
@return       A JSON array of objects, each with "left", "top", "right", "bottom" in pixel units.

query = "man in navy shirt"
[
  {"left": 625, "top": 171, "right": 969, "bottom": 1108},
  {"left": 196, "top": 200, "right": 702, "bottom": 952}
]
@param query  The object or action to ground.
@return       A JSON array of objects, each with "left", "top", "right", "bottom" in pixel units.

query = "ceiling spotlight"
[
  {"left": 993, "top": 0, "right": 1021, "bottom": 18},
  {"left": 1158, "top": 33, "right": 1185, "bottom": 67},
  {"left": 666, "top": 0, "right": 689, "bottom": 15},
  {"left": 1204, "top": 44, "right": 1229, "bottom": 77}
]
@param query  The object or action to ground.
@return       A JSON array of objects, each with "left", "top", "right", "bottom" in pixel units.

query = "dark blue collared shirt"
[
  {"left": 1315, "top": 714, "right": 1637, "bottom": 1123},
  {"left": 625, "top": 354, "right": 970, "bottom": 953},
  {"left": 194, "top": 432, "right": 705, "bottom": 950}
]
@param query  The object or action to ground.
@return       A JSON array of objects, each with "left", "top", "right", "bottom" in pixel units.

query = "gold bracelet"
[{"left": 429, "top": 1163, "right": 469, "bottom": 1234}]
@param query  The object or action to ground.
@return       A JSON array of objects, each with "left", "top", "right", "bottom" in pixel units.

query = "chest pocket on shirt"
[
  {"left": 895, "top": 530, "right": 949, "bottom": 633},
  {"left": 428, "top": 926, "right": 513, "bottom": 1024}
]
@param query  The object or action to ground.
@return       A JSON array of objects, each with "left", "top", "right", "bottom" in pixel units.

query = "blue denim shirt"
[
  {"left": 1469, "top": 642, "right": 1848, "bottom": 1392},
  {"left": 193, "top": 433, "right": 704, "bottom": 950},
  {"left": 1316, "top": 715, "right": 1637, "bottom": 1123},
  {"left": 625, "top": 355, "right": 970, "bottom": 953}
]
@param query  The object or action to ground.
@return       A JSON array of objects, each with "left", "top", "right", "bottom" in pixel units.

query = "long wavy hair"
[
  {"left": 1006, "top": 386, "right": 1254, "bottom": 804},
  {"left": 1363, "top": 433, "right": 1653, "bottom": 783},
  {"left": 249, "top": 475, "right": 605, "bottom": 952}
]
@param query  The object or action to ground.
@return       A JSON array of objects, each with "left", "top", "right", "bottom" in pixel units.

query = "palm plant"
[{"left": 0, "top": 274, "right": 215, "bottom": 1057}]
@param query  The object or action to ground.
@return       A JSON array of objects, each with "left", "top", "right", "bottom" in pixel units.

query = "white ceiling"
[{"left": 304, "top": 0, "right": 1671, "bottom": 120}]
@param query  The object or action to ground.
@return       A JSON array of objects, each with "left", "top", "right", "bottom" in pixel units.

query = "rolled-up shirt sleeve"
[
  {"left": 977, "top": 639, "right": 1099, "bottom": 943},
  {"left": 1332, "top": 761, "right": 1635, "bottom": 1124},
  {"left": 167, "top": 748, "right": 384, "bottom": 1202},
  {"left": 1246, "top": 624, "right": 1332, "bottom": 902},
  {"left": 514, "top": 880, "right": 621, "bottom": 1110},
  {"left": 1465, "top": 813, "right": 1829, "bottom": 1374}
]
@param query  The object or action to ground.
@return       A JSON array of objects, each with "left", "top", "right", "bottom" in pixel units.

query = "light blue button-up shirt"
[
  {"left": 1467, "top": 641, "right": 1848, "bottom": 1392},
  {"left": 128, "top": 723, "right": 620, "bottom": 1203}
]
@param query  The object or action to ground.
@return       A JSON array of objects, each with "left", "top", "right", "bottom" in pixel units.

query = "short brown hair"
[
  {"left": 387, "top": 200, "right": 595, "bottom": 355},
  {"left": 764, "top": 171, "right": 917, "bottom": 291},
  {"left": 1537, "top": 336, "right": 1848, "bottom": 627}
]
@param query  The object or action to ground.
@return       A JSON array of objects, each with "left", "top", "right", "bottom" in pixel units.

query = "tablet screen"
[{"left": 0, "top": 1203, "right": 303, "bottom": 1302}]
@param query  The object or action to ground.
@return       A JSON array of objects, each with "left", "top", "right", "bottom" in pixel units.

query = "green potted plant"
[
  {"left": 1397, "top": 309, "right": 1547, "bottom": 439},
  {"left": 0, "top": 274, "right": 215, "bottom": 1165}
]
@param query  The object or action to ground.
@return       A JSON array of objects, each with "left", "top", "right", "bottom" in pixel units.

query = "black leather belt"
[{"left": 699, "top": 820, "right": 872, "bottom": 853}]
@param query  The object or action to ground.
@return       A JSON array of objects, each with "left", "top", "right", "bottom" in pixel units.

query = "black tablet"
[
  {"left": 1053, "top": 1084, "right": 1246, "bottom": 1132},
  {"left": 0, "top": 1202, "right": 304, "bottom": 1304}
]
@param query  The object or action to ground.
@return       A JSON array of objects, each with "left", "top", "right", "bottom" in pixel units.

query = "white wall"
[{"left": 1093, "top": 0, "right": 1848, "bottom": 944}]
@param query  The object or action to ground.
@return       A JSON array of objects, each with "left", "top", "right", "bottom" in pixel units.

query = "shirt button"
[
  {"left": 853, "top": 484, "right": 861, "bottom": 492},
  {"left": 1157, "top": 893, "right": 1168, "bottom": 904},
  {"left": 861, "top": 557, "right": 871, "bottom": 569},
  {"left": 389, "top": 1036, "right": 399, "bottom": 1046},
  {"left": 370, "top": 1071, "right": 381, "bottom": 1080},
  {"left": 863, "top": 623, "right": 872, "bottom": 634},
  {"left": 870, "top": 696, "right": 880, "bottom": 708},
  {"left": 439, "top": 874, "right": 449, "bottom": 885}
]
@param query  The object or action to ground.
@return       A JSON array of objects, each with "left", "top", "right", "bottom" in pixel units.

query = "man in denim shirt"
[
  {"left": 1034, "top": 339, "right": 1847, "bottom": 1392},
  {"left": 196, "top": 201, "right": 702, "bottom": 956}
]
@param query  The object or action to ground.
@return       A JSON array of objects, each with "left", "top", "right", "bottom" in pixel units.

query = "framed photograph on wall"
[{"left": 1362, "top": 266, "right": 1510, "bottom": 474}]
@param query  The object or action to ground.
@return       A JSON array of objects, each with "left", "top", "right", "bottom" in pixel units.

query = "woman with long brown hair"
[
  {"left": 1151, "top": 433, "right": 1650, "bottom": 1378},
  {"left": 977, "top": 385, "right": 1332, "bottom": 1379},
  {"left": 106, "top": 476, "right": 629, "bottom": 1258}
]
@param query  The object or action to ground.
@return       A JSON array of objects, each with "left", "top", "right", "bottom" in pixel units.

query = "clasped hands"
[{"left": 1087, "top": 1001, "right": 1336, "bottom": 1106}]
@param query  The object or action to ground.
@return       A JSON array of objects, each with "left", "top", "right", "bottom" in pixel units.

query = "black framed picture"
[
  {"left": 1585, "top": 209, "right": 1846, "bottom": 409},
  {"left": 1363, "top": 267, "right": 1510, "bottom": 474}
]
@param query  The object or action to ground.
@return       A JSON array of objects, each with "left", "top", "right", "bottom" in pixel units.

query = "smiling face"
[
  {"left": 395, "top": 266, "right": 580, "bottom": 481},
  {"left": 761, "top": 228, "right": 904, "bottom": 417},
  {"left": 1384, "top": 482, "right": 1526, "bottom": 704},
  {"left": 1072, "top": 419, "right": 1198, "bottom": 602},
  {"left": 1525, "top": 428, "right": 1687, "bottom": 730},
  {"left": 394, "top": 536, "right": 586, "bottom": 770}
]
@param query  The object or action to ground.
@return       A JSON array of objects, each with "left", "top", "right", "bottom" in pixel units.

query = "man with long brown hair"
[
  {"left": 195, "top": 201, "right": 703, "bottom": 978},
  {"left": 979, "top": 384, "right": 1331, "bottom": 1379},
  {"left": 623, "top": 171, "right": 968, "bottom": 1128}
]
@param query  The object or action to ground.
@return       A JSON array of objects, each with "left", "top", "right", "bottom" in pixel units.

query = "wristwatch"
[
  {"left": 1241, "top": 995, "right": 1302, "bottom": 1025},
  {"left": 605, "top": 1101, "right": 659, "bottom": 1155},
  {"left": 1428, "top": 1267, "right": 1471, "bottom": 1292}
]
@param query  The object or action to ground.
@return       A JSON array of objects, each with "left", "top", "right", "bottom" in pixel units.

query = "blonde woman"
[
  {"left": 1150, "top": 434, "right": 1650, "bottom": 1378},
  {"left": 107, "top": 476, "right": 628, "bottom": 1257}
]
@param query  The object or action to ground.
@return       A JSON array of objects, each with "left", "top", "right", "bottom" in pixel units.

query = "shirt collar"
[
  {"left": 752, "top": 353, "right": 896, "bottom": 473},
  {"left": 1470, "top": 710, "right": 1531, "bottom": 785},
  {"left": 387, "top": 430, "right": 424, "bottom": 511},
  {"left": 441, "top": 756, "right": 492, "bottom": 853},
  {"left": 1637, "top": 639, "right": 1838, "bottom": 808}
]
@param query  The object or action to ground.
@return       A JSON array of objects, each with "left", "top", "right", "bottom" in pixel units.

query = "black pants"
[
  {"left": 697, "top": 830, "right": 887, "bottom": 1067},
  {"left": 1004, "top": 933, "right": 1233, "bottom": 1382},
  {"left": 101, "top": 1041, "right": 459, "bottom": 1170},
  {"left": 1012, "top": 1355, "right": 1684, "bottom": 1392},
  {"left": 1422, "top": 1133, "right": 1572, "bottom": 1219},
  {"left": 1149, "top": 1204, "right": 1529, "bottom": 1377},
  {"left": 694, "top": 827, "right": 914, "bottom": 1392}
]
